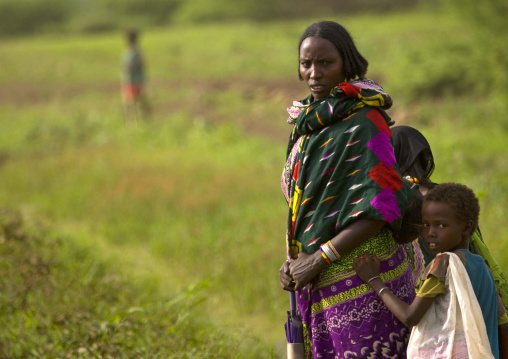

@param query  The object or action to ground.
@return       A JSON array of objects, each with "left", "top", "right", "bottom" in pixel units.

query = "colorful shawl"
[{"left": 282, "top": 80, "right": 415, "bottom": 257}]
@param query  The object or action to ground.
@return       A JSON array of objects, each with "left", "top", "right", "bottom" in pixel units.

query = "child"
[
  {"left": 121, "top": 29, "right": 150, "bottom": 125},
  {"left": 353, "top": 182, "right": 508, "bottom": 358},
  {"left": 392, "top": 125, "right": 508, "bottom": 313}
]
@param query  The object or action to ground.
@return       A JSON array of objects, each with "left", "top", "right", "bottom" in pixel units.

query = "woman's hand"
[
  {"left": 279, "top": 260, "right": 296, "bottom": 291},
  {"left": 352, "top": 252, "right": 381, "bottom": 284},
  {"left": 289, "top": 252, "right": 327, "bottom": 291}
]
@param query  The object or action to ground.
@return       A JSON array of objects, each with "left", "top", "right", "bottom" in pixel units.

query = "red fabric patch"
[
  {"left": 339, "top": 82, "right": 360, "bottom": 98},
  {"left": 293, "top": 160, "right": 300, "bottom": 181},
  {"left": 429, "top": 253, "right": 447, "bottom": 273},
  {"left": 366, "top": 109, "right": 391, "bottom": 138},
  {"left": 122, "top": 84, "right": 143, "bottom": 101},
  {"left": 368, "top": 162, "right": 403, "bottom": 192}
]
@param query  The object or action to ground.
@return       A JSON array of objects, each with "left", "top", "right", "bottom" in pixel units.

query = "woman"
[
  {"left": 279, "top": 21, "right": 417, "bottom": 358},
  {"left": 391, "top": 125, "right": 436, "bottom": 282},
  {"left": 392, "top": 125, "right": 437, "bottom": 196},
  {"left": 391, "top": 125, "right": 508, "bottom": 310}
]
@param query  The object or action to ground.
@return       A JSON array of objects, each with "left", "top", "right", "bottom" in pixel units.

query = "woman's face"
[{"left": 299, "top": 36, "right": 346, "bottom": 100}]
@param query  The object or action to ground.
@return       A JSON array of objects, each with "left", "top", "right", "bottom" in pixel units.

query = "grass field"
[{"left": 1, "top": 6, "right": 507, "bottom": 358}]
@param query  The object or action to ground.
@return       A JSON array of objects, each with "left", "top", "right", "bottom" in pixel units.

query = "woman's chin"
[{"left": 311, "top": 91, "right": 327, "bottom": 100}]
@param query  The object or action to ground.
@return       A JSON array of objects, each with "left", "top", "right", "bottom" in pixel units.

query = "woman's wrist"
[
  {"left": 320, "top": 240, "right": 341, "bottom": 264},
  {"left": 313, "top": 250, "right": 328, "bottom": 270}
]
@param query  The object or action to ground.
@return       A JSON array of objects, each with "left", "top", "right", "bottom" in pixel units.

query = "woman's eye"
[{"left": 422, "top": 223, "right": 429, "bottom": 228}]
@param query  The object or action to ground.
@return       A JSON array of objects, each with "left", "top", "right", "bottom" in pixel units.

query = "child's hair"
[
  {"left": 126, "top": 29, "right": 138, "bottom": 44},
  {"left": 424, "top": 182, "right": 479, "bottom": 231}
]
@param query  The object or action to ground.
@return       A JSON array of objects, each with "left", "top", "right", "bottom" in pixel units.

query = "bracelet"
[
  {"left": 367, "top": 275, "right": 381, "bottom": 283},
  {"left": 327, "top": 241, "right": 341, "bottom": 260},
  {"left": 320, "top": 241, "right": 340, "bottom": 263},
  {"left": 378, "top": 287, "right": 390, "bottom": 296},
  {"left": 320, "top": 249, "right": 331, "bottom": 264},
  {"left": 321, "top": 243, "right": 337, "bottom": 262}
]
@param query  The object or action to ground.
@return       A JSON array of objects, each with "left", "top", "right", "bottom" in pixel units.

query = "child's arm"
[
  {"left": 500, "top": 323, "right": 508, "bottom": 359},
  {"left": 353, "top": 253, "right": 435, "bottom": 327}
]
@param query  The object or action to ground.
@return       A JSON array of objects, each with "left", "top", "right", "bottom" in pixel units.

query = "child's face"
[{"left": 421, "top": 201, "right": 469, "bottom": 257}]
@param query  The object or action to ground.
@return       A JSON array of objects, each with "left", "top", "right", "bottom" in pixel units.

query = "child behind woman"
[
  {"left": 353, "top": 182, "right": 508, "bottom": 358},
  {"left": 392, "top": 125, "right": 508, "bottom": 312}
]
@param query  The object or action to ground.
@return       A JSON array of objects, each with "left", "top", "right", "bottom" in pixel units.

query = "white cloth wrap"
[{"left": 407, "top": 252, "right": 495, "bottom": 359}]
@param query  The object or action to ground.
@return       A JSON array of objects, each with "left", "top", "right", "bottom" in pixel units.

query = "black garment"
[{"left": 392, "top": 125, "right": 435, "bottom": 181}]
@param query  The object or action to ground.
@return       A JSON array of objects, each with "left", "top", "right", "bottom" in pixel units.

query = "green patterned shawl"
[{"left": 282, "top": 80, "right": 415, "bottom": 256}]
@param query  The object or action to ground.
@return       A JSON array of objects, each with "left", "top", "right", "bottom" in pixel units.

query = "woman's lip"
[{"left": 310, "top": 85, "right": 324, "bottom": 91}]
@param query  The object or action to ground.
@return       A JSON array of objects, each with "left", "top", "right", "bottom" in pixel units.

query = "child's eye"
[
  {"left": 439, "top": 224, "right": 447, "bottom": 228},
  {"left": 422, "top": 223, "right": 429, "bottom": 228}
]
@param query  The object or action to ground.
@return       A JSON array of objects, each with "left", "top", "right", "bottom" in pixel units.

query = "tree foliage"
[
  {"left": 441, "top": 0, "right": 508, "bottom": 96},
  {"left": 443, "top": 0, "right": 508, "bottom": 35},
  {"left": 0, "top": 0, "right": 419, "bottom": 37},
  {"left": 0, "top": 0, "right": 70, "bottom": 36}
]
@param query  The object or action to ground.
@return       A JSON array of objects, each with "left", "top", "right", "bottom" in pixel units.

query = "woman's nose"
[{"left": 309, "top": 65, "right": 321, "bottom": 79}]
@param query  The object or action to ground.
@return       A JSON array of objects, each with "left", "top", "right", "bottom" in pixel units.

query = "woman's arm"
[
  {"left": 352, "top": 253, "right": 434, "bottom": 327},
  {"left": 287, "top": 218, "right": 385, "bottom": 291}
]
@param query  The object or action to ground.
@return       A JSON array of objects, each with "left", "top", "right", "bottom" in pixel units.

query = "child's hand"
[{"left": 352, "top": 253, "right": 381, "bottom": 284}]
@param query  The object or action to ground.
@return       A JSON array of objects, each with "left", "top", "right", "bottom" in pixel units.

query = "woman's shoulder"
[{"left": 325, "top": 106, "right": 386, "bottom": 132}]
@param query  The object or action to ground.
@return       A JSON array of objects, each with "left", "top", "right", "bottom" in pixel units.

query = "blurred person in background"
[
  {"left": 121, "top": 29, "right": 150, "bottom": 126},
  {"left": 392, "top": 124, "right": 508, "bottom": 311},
  {"left": 278, "top": 20, "right": 418, "bottom": 358}
]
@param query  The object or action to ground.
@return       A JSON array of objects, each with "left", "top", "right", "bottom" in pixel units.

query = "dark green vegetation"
[
  {"left": 1, "top": 2, "right": 507, "bottom": 358},
  {"left": 0, "top": 0, "right": 417, "bottom": 37}
]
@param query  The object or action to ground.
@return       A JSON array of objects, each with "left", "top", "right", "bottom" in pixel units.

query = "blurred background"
[{"left": 0, "top": 0, "right": 507, "bottom": 357}]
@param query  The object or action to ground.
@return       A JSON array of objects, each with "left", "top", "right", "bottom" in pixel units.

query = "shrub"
[{"left": 0, "top": 0, "right": 70, "bottom": 37}]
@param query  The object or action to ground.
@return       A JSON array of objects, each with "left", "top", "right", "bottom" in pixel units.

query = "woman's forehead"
[{"left": 299, "top": 37, "right": 339, "bottom": 57}]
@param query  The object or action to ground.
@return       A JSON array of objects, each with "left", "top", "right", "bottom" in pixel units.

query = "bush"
[
  {"left": 0, "top": 0, "right": 70, "bottom": 37},
  {"left": 0, "top": 0, "right": 421, "bottom": 37},
  {"left": 440, "top": 0, "right": 508, "bottom": 95},
  {"left": 103, "top": 0, "right": 181, "bottom": 26}
]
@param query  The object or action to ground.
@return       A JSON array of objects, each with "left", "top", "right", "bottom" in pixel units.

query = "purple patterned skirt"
[{"left": 297, "top": 230, "right": 415, "bottom": 358}]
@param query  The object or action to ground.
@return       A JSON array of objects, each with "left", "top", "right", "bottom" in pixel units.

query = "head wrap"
[{"left": 392, "top": 125, "right": 435, "bottom": 181}]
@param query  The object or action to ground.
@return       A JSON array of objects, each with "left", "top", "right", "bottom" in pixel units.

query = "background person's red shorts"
[{"left": 123, "top": 84, "right": 143, "bottom": 101}]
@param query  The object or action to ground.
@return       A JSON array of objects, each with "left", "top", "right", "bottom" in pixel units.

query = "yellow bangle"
[
  {"left": 327, "top": 241, "right": 341, "bottom": 259},
  {"left": 321, "top": 249, "right": 331, "bottom": 264}
]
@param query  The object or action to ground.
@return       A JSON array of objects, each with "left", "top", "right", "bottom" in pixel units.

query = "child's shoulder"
[
  {"left": 421, "top": 252, "right": 451, "bottom": 282},
  {"left": 422, "top": 250, "right": 486, "bottom": 280},
  {"left": 453, "top": 249, "right": 489, "bottom": 271}
]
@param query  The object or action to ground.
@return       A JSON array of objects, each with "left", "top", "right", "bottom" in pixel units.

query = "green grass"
[
  {"left": 1, "top": 6, "right": 508, "bottom": 358},
  {"left": 0, "top": 207, "right": 270, "bottom": 358}
]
